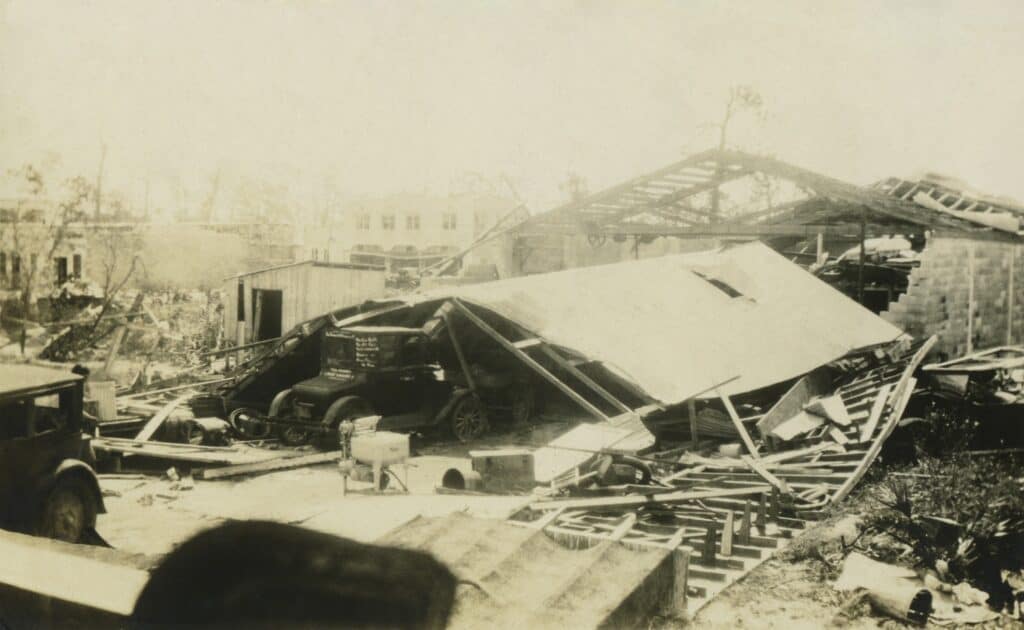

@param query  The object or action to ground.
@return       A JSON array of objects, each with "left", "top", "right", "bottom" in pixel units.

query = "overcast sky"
[{"left": 2, "top": 0, "right": 1023, "bottom": 214}]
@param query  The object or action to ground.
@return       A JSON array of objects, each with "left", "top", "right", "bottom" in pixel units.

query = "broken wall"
[{"left": 881, "top": 232, "right": 1024, "bottom": 357}]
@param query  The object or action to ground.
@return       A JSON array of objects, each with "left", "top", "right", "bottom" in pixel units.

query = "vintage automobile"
[
  {"left": 235, "top": 322, "right": 537, "bottom": 447},
  {"left": 0, "top": 365, "right": 105, "bottom": 543}
]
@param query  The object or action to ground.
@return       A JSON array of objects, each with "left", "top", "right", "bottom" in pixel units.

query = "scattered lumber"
[
  {"left": 197, "top": 451, "right": 343, "bottom": 480},
  {"left": 859, "top": 384, "right": 892, "bottom": 442},
  {"left": 120, "top": 377, "right": 233, "bottom": 401},
  {"left": 134, "top": 393, "right": 191, "bottom": 442},
  {"left": 740, "top": 455, "right": 792, "bottom": 495},
  {"left": 529, "top": 485, "right": 770, "bottom": 512},
  {"left": 93, "top": 437, "right": 282, "bottom": 467}
]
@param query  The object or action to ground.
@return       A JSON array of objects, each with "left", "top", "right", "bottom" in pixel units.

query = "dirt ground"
[{"left": 97, "top": 454, "right": 530, "bottom": 557}]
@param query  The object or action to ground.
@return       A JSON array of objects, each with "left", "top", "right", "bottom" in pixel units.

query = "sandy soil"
[{"left": 97, "top": 454, "right": 530, "bottom": 557}]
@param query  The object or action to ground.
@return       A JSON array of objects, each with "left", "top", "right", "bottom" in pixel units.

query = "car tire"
[
  {"left": 270, "top": 390, "right": 311, "bottom": 446},
  {"left": 36, "top": 476, "right": 97, "bottom": 544},
  {"left": 449, "top": 394, "right": 488, "bottom": 443},
  {"left": 319, "top": 397, "right": 376, "bottom": 451},
  {"left": 228, "top": 407, "right": 271, "bottom": 440}
]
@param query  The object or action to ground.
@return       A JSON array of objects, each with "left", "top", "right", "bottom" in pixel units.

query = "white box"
[{"left": 351, "top": 431, "right": 410, "bottom": 467}]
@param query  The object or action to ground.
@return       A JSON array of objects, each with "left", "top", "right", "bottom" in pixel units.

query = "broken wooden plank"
[
  {"left": 831, "top": 338, "right": 935, "bottom": 503},
  {"left": 859, "top": 383, "right": 892, "bottom": 442},
  {"left": 760, "top": 442, "right": 846, "bottom": 464},
  {"left": 804, "top": 394, "right": 851, "bottom": 426},
  {"left": 718, "top": 389, "right": 759, "bottom": 457},
  {"left": 0, "top": 530, "right": 149, "bottom": 616},
  {"left": 769, "top": 410, "right": 824, "bottom": 442},
  {"left": 196, "top": 451, "right": 344, "bottom": 480},
  {"left": 529, "top": 485, "right": 770, "bottom": 512},
  {"left": 134, "top": 393, "right": 192, "bottom": 442},
  {"left": 827, "top": 426, "right": 851, "bottom": 445},
  {"left": 451, "top": 299, "right": 610, "bottom": 421},
  {"left": 740, "top": 455, "right": 793, "bottom": 495}
]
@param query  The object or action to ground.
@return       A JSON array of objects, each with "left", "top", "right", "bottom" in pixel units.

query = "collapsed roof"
[{"left": 407, "top": 241, "right": 902, "bottom": 402}]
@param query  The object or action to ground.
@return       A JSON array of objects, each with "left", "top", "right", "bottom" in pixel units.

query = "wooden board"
[
  {"left": 0, "top": 530, "right": 149, "bottom": 616},
  {"left": 197, "top": 451, "right": 343, "bottom": 480},
  {"left": 134, "top": 394, "right": 191, "bottom": 442}
]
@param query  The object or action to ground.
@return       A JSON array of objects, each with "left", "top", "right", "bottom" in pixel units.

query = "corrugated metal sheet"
[{"left": 411, "top": 242, "right": 902, "bottom": 403}]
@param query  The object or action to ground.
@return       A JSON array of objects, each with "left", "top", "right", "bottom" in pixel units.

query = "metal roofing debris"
[{"left": 404, "top": 241, "right": 902, "bottom": 403}]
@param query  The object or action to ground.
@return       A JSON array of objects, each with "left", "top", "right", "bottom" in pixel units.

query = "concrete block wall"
[{"left": 881, "top": 234, "right": 1024, "bottom": 357}]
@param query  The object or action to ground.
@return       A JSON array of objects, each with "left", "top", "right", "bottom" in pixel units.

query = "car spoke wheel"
[
  {"left": 280, "top": 424, "right": 311, "bottom": 446},
  {"left": 271, "top": 391, "right": 311, "bottom": 446},
  {"left": 450, "top": 395, "right": 488, "bottom": 443},
  {"left": 38, "top": 479, "right": 94, "bottom": 543},
  {"left": 228, "top": 407, "right": 271, "bottom": 440}
]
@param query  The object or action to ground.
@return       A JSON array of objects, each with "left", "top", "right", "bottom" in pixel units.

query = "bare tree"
[
  {"left": 76, "top": 228, "right": 143, "bottom": 349},
  {"left": 1, "top": 164, "right": 92, "bottom": 352},
  {"left": 709, "top": 85, "right": 765, "bottom": 220},
  {"left": 559, "top": 171, "right": 589, "bottom": 203}
]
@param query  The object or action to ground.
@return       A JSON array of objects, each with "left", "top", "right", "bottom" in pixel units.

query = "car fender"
[
  {"left": 268, "top": 388, "right": 294, "bottom": 418},
  {"left": 48, "top": 459, "right": 106, "bottom": 515}
]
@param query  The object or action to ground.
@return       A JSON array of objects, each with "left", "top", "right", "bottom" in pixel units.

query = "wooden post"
[
  {"left": 702, "top": 526, "right": 716, "bottom": 564},
  {"left": 721, "top": 511, "right": 734, "bottom": 556},
  {"left": 756, "top": 493, "right": 767, "bottom": 534},
  {"left": 816, "top": 232, "right": 824, "bottom": 265},
  {"left": 450, "top": 299, "right": 610, "bottom": 421},
  {"left": 769, "top": 487, "right": 780, "bottom": 522},
  {"left": 442, "top": 312, "right": 476, "bottom": 391},
  {"left": 967, "top": 244, "right": 975, "bottom": 353},
  {"left": 667, "top": 537, "right": 690, "bottom": 613},
  {"left": 688, "top": 398, "right": 698, "bottom": 448},
  {"left": 857, "top": 208, "right": 866, "bottom": 305},
  {"left": 739, "top": 500, "right": 752, "bottom": 544},
  {"left": 1008, "top": 246, "right": 1015, "bottom": 345}
]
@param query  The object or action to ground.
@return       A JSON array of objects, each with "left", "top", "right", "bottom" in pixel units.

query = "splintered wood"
[{"left": 517, "top": 335, "right": 937, "bottom": 620}]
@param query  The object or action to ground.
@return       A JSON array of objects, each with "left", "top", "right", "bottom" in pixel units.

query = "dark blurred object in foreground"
[{"left": 131, "top": 520, "right": 456, "bottom": 629}]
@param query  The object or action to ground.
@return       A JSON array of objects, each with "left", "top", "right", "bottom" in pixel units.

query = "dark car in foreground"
[{"left": 0, "top": 364, "right": 105, "bottom": 543}]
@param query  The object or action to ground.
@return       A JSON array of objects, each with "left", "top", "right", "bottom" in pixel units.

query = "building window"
[
  {"left": 356, "top": 213, "right": 370, "bottom": 230},
  {"left": 72, "top": 254, "right": 82, "bottom": 279},
  {"left": 442, "top": 212, "right": 457, "bottom": 231},
  {"left": 406, "top": 214, "right": 420, "bottom": 230},
  {"left": 381, "top": 214, "right": 395, "bottom": 231}
]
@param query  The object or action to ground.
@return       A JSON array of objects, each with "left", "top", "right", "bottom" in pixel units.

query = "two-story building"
[{"left": 298, "top": 192, "right": 519, "bottom": 272}]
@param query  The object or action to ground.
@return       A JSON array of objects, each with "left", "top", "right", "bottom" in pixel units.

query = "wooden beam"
[
  {"left": 832, "top": 337, "right": 937, "bottom": 503},
  {"left": 134, "top": 393, "right": 191, "bottom": 442},
  {"left": 196, "top": 451, "right": 343, "bottom": 480},
  {"left": 741, "top": 455, "right": 792, "bottom": 495},
  {"left": 0, "top": 530, "right": 149, "bottom": 616},
  {"left": 688, "top": 398, "right": 699, "bottom": 448},
  {"left": 539, "top": 345, "right": 631, "bottom": 413},
  {"left": 528, "top": 485, "right": 770, "bottom": 512},
  {"left": 859, "top": 384, "right": 892, "bottom": 442},
  {"left": 450, "top": 299, "right": 610, "bottom": 421},
  {"left": 442, "top": 311, "right": 476, "bottom": 391},
  {"left": 721, "top": 511, "right": 734, "bottom": 556},
  {"left": 718, "top": 389, "right": 759, "bottom": 457}
]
